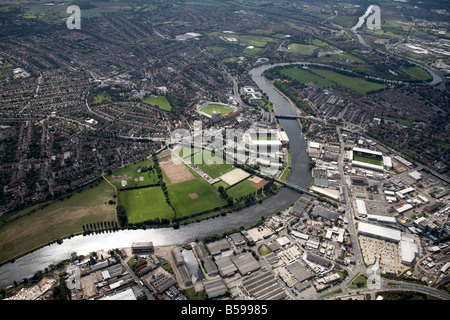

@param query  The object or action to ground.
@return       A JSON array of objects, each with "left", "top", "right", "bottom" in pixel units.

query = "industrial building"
[
  {"left": 131, "top": 242, "right": 154, "bottom": 255},
  {"left": 206, "top": 238, "right": 231, "bottom": 256},
  {"left": 285, "top": 261, "right": 314, "bottom": 283},
  {"left": 150, "top": 273, "right": 177, "bottom": 293},
  {"left": 358, "top": 221, "right": 401, "bottom": 242},
  {"left": 356, "top": 199, "right": 367, "bottom": 217},
  {"left": 100, "top": 288, "right": 136, "bottom": 300},
  {"left": 367, "top": 214, "right": 397, "bottom": 225},
  {"left": 400, "top": 239, "right": 418, "bottom": 266},
  {"left": 241, "top": 270, "right": 287, "bottom": 300},
  {"left": 230, "top": 252, "right": 261, "bottom": 275},
  {"left": 214, "top": 256, "right": 237, "bottom": 277},
  {"left": 305, "top": 252, "right": 332, "bottom": 269},
  {"left": 204, "top": 278, "right": 228, "bottom": 298}
]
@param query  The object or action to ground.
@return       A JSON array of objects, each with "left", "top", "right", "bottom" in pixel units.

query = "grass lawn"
[
  {"left": 212, "top": 180, "right": 230, "bottom": 191},
  {"left": 311, "top": 68, "right": 387, "bottom": 95},
  {"left": 226, "top": 178, "right": 258, "bottom": 198},
  {"left": 200, "top": 103, "right": 234, "bottom": 116},
  {"left": 353, "top": 155, "right": 383, "bottom": 166},
  {"left": 243, "top": 47, "right": 263, "bottom": 55},
  {"left": 348, "top": 274, "right": 368, "bottom": 289},
  {"left": 288, "top": 43, "right": 318, "bottom": 55},
  {"left": 332, "top": 15, "right": 357, "bottom": 28},
  {"left": 193, "top": 150, "right": 235, "bottom": 179},
  {"left": 322, "top": 53, "right": 366, "bottom": 64},
  {"left": 118, "top": 187, "right": 174, "bottom": 223},
  {"left": 167, "top": 172, "right": 227, "bottom": 217},
  {"left": 208, "top": 46, "right": 227, "bottom": 53},
  {"left": 93, "top": 91, "right": 112, "bottom": 104},
  {"left": 105, "top": 159, "right": 158, "bottom": 189},
  {"left": 404, "top": 67, "right": 432, "bottom": 81},
  {"left": 0, "top": 180, "right": 117, "bottom": 264},
  {"left": 142, "top": 95, "right": 172, "bottom": 111},
  {"left": 223, "top": 57, "right": 239, "bottom": 63},
  {"left": 236, "top": 35, "right": 273, "bottom": 47},
  {"left": 280, "top": 67, "right": 335, "bottom": 88},
  {"left": 382, "top": 116, "right": 413, "bottom": 127}
]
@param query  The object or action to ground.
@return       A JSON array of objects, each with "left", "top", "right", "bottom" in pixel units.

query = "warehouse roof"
[{"left": 358, "top": 221, "right": 401, "bottom": 242}]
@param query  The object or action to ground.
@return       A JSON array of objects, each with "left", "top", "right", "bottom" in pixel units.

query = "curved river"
[{"left": 0, "top": 63, "right": 312, "bottom": 289}]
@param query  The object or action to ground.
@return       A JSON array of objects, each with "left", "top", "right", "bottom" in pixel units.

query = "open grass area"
[
  {"left": 167, "top": 170, "right": 227, "bottom": 217},
  {"left": 226, "top": 178, "right": 258, "bottom": 198},
  {"left": 208, "top": 46, "right": 227, "bottom": 53},
  {"left": 236, "top": 34, "right": 273, "bottom": 47},
  {"left": 311, "top": 68, "right": 387, "bottom": 95},
  {"left": 192, "top": 149, "right": 235, "bottom": 179},
  {"left": 118, "top": 187, "right": 174, "bottom": 223},
  {"left": 0, "top": 179, "right": 117, "bottom": 264},
  {"left": 353, "top": 155, "right": 383, "bottom": 166},
  {"left": 404, "top": 67, "right": 432, "bottom": 81},
  {"left": 93, "top": 91, "right": 112, "bottom": 104},
  {"left": 200, "top": 103, "right": 234, "bottom": 116},
  {"left": 322, "top": 53, "right": 366, "bottom": 64},
  {"left": 288, "top": 43, "right": 318, "bottom": 55},
  {"left": 332, "top": 15, "right": 357, "bottom": 28},
  {"left": 242, "top": 47, "right": 263, "bottom": 55},
  {"left": 223, "top": 57, "right": 239, "bottom": 63},
  {"left": 142, "top": 95, "right": 172, "bottom": 111},
  {"left": 212, "top": 180, "right": 230, "bottom": 191},
  {"left": 348, "top": 274, "right": 368, "bottom": 289},
  {"left": 280, "top": 67, "right": 335, "bottom": 88},
  {"left": 382, "top": 115, "right": 413, "bottom": 128},
  {"left": 105, "top": 159, "right": 158, "bottom": 189}
]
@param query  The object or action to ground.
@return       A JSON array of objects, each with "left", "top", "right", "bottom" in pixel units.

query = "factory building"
[
  {"left": 131, "top": 242, "right": 154, "bottom": 255},
  {"left": 358, "top": 221, "right": 401, "bottom": 242}
]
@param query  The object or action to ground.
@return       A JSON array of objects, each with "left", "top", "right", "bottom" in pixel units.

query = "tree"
[{"left": 52, "top": 283, "right": 71, "bottom": 300}]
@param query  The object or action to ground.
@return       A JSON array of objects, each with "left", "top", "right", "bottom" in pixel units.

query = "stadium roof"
[{"left": 353, "top": 147, "right": 382, "bottom": 156}]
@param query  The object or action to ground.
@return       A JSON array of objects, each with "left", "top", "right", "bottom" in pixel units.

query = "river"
[{"left": 0, "top": 63, "right": 312, "bottom": 289}]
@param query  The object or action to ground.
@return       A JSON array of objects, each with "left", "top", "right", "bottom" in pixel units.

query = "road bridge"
[{"left": 275, "top": 178, "right": 317, "bottom": 197}]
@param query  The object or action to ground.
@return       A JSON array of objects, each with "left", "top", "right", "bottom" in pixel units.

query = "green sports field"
[
  {"left": 288, "top": 43, "right": 318, "bottom": 55},
  {"left": 353, "top": 155, "right": 383, "bottom": 166},
  {"left": 200, "top": 104, "right": 234, "bottom": 116},
  {"left": 226, "top": 178, "right": 258, "bottom": 198},
  {"left": 280, "top": 67, "right": 335, "bottom": 88},
  {"left": 192, "top": 149, "right": 235, "bottom": 179},
  {"left": 167, "top": 171, "right": 227, "bottom": 217},
  {"left": 105, "top": 159, "right": 158, "bottom": 189},
  {"left": 142, "top": 95, "right": 172, "bottom": 111},
  {"left": 119, "top": 187, "right": 174, "bottom": 223}
]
